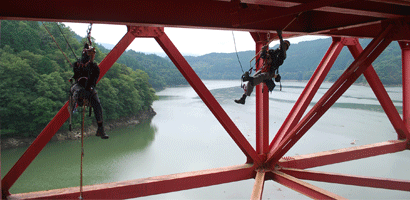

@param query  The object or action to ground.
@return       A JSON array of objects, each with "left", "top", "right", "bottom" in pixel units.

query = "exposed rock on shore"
[{"left": 1, "top": 107, "right": 156, "bottom": 150}]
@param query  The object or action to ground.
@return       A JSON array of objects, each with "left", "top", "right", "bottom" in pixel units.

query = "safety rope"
[
  {"left": 231, "top": 31, "right": 244, "bottom": 73},
  {"left": 79, "top": 103, "right": 86, "bottom": 200},
  {"left": 250, "top": 12, "right": 301, "bottom": 64},
  {"left": 56, "top": 23, "right": 79, "bottom": 61},
  {"left": 86, "top": 23, "right": 93, "bottom": 46},
  {"left": 42, "top": 22, "right": 72, "bottom": 66}
]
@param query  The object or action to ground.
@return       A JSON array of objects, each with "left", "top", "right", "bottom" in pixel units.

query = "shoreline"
[{"left": 1, "top": 107, "right": 156, "bottom": 150}]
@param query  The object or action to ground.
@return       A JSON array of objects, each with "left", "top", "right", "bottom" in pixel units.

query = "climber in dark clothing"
[
  {"left": 235, "top": 30, "right": 290, "bottom": 105},
  {"left": 70, "top": 43, "right": 108, "bottom": 139}
]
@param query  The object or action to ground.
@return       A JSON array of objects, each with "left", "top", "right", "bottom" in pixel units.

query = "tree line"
[
  {"left": 1, "top": 20, "right": 403, "bottom": 138},
  {"left": 0, "top": 21, "right": 180, "bottom": 137}
]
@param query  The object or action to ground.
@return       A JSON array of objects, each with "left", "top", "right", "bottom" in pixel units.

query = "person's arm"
[
  {"left": 71, "top": 62, "right": 79, "bottom": 82},
  {"left": 277, "top": 30, "right": 287, "bottom": 58}
]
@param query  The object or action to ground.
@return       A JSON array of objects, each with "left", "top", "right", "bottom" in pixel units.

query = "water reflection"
[
  {"left": 2, "top": 80, "right": 409, "bottom": 199},
  {"left": 208, "top": 85, "right": 402, "bottom": 113},
  {"left": 1, "top": 120, "right": 157, "bottom": 194}
]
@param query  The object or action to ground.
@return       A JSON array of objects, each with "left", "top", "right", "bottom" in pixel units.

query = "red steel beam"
[
  {"left": 278, "top": 140, "right": 408, "bottom": 169},
  {"left": 266, "top": 23, "right": 395, "bottom": 165},
  {"left": 348, "top": 41, "right": 410, "bottom": 139},
  {"left": 7, "top": 164, "right": 256, "bottom": 199},
  {"left": 251, "top": 170, "right": 266, "bottom": 200},
  {"left": 270, "top": 37, "right": 347, "bottom": 150},
  {"left": 2, "top": 0, "right": 410, "bottom": 40},
  {"left": 242, "top": 0, "right": 405, "bottom": 18},
  {"left": 280, "top": 168, "right": 410, "bottom": 191},
  {"left": 1, "top": 30, "right": 136, "bottom": 196},
  {"left": 399, "top": 41, "right": 410, "bottom": 135},
  {"left": 239, "top": 0, "right": 356, "bottom": 27},
  {"left": 154, "top": 28, "right": 263, "bottom": 165},
  {"left": 367, "top": 0, "right": 410, "bottom": 6},
  {"left": 250, "top": 32, "right": 272, "bottom": 158},
  {"left": 269, "top": 170, "right": 347, "bottom": 199}
]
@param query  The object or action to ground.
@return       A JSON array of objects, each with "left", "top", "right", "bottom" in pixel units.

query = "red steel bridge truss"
[{"left": 1, "top": 0, "right": 410, "bottom": 199}]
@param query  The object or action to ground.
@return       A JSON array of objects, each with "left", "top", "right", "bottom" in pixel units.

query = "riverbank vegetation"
[
  {"left": 1, "top": 20, "right": 403, "bottom": 139},
  {"left": 0, "top": 21, "right": 179, "bottom": 138}
]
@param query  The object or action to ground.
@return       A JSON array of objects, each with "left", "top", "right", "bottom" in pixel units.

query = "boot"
[
  {"left": 96, "top": 126, "right": 109, "bottom": 139},
  {"left": 234, "top": 94, "right": 247, "bottom": 105}
]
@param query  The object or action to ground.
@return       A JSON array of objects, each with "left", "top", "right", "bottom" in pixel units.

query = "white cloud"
[{"left": 63, "top": 22, "right": 328, "bottom": 57}]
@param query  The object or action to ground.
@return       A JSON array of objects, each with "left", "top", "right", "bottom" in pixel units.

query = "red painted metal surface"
[
  {"left": 280, "top": 168, "right": 410, "bottom": 191},
  {"left": 1, "top": 30, "right": 136, "bottom": 196},
  {"left": 269, "top": 170, "right": 347, "bottom": 199},
  {"left": 9, "top": 164, "right": 255, "bottom": 200},
  {"left": 399, "top": 41, "right": 410, "bottom": 135},
  {"left": 250, "top": 170, "right": 266, "bottom": 200},
  {"left": 154, "top": 29, "right": 262, "bottom": 165},
  {"left": 270, "top": 37, "right": 347, "bottom": 150},
  {"left": 2, "top": 1, "right": 410, "bottom": 199},
  {"left": 1, "top": 102, "right": 70, "bottom": 197},
  {"left": 1, "top": 1, "right": 410, "bottom": 40},
  {"left": 278, "top": 140, "right": 408, "bottom": 169},
  {"left": 266, "top": 24, "right": 395, "bottom": 166},
  {"left": 349, "top": 41, "right": 410, "bottom": 139},
  {"left": 250, "top": 32, "right": 273, "bottom": 157}
]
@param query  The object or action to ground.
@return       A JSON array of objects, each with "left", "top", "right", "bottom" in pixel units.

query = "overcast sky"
[{"left": 64, "top": 22, "right": 328, "bottom": 57}]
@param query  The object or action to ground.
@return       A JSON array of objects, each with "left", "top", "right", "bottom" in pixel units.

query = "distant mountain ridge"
[
  {"left": 184, "top": 38, "right": 402, "bottom": 85},
  {"left": 99, "top": 36, "right": 402, "bottom": 86}
]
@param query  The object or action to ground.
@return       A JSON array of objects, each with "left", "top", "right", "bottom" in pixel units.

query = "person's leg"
[
  {"left": 90, "top": 90, "right": 109, "bottom": 139},
  {"left": 235, "top": 72, "right": 271, "bottom": 105},
  {"left": 252, "top": 72, "right": 270, "bottom": 85}
]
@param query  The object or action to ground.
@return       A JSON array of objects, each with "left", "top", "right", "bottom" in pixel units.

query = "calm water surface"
[{"left": 2, "top": 80, "right": 409, "bottom": 199}]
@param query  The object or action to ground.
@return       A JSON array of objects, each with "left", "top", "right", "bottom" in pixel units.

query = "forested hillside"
[
  {"left": 186, "top": 38, "right": 402, "bottom": 85},
  {"left": 98, "top": 45, "right": 186, "bottom": 90},
  {"left": 1, "top": 20, "right": 403, "bottom": 138},
  {"left": 0, "top": 21, "right": 169, "bottom": 137}
]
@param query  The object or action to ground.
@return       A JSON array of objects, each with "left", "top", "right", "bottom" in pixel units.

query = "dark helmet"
[
  {"left": 80, "top": 43, "right": 96, "bottom": 63},
  {"left": 283, "top": 40, "right": 290, "bottom": 50}
]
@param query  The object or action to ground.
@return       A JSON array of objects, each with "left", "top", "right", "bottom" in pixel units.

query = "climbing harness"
[
  {"left": 240, "top": 13, "right": 301, "bottom": 93},
  {"left": 43, "top": 22, "right": 80, "bottom": 130},
  {"left": 68, "top": 23, "right": 94, "bottom": 131},
  {"left": 43, "top": 22, "right": 94, "bottom": 198}
]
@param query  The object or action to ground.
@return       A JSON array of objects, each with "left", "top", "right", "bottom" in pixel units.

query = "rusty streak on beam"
[
  {"left": 270, "top": 170, "right": 348, "bottom": 199},
  {"left": 278, "top": 140, "right": 408, "bottom": 169},
  {"left": 8, "top": 164, "right": 255, "bottom": 200},
  {"left": 279, "top": 168, "right": 410, "bottom": 191}
]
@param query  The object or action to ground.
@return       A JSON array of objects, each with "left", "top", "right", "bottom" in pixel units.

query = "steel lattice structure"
[{"left": 1, "top": 0, "right": 410, "bottom": 199}]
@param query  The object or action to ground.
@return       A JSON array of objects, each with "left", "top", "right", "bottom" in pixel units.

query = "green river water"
[{"left": 2, "top": 80, "right": 410, "bottom": 199}]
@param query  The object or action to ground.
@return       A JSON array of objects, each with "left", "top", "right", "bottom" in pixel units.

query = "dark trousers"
[{"left": 70, "top": 83, "right": 103, "bottom": 122}]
